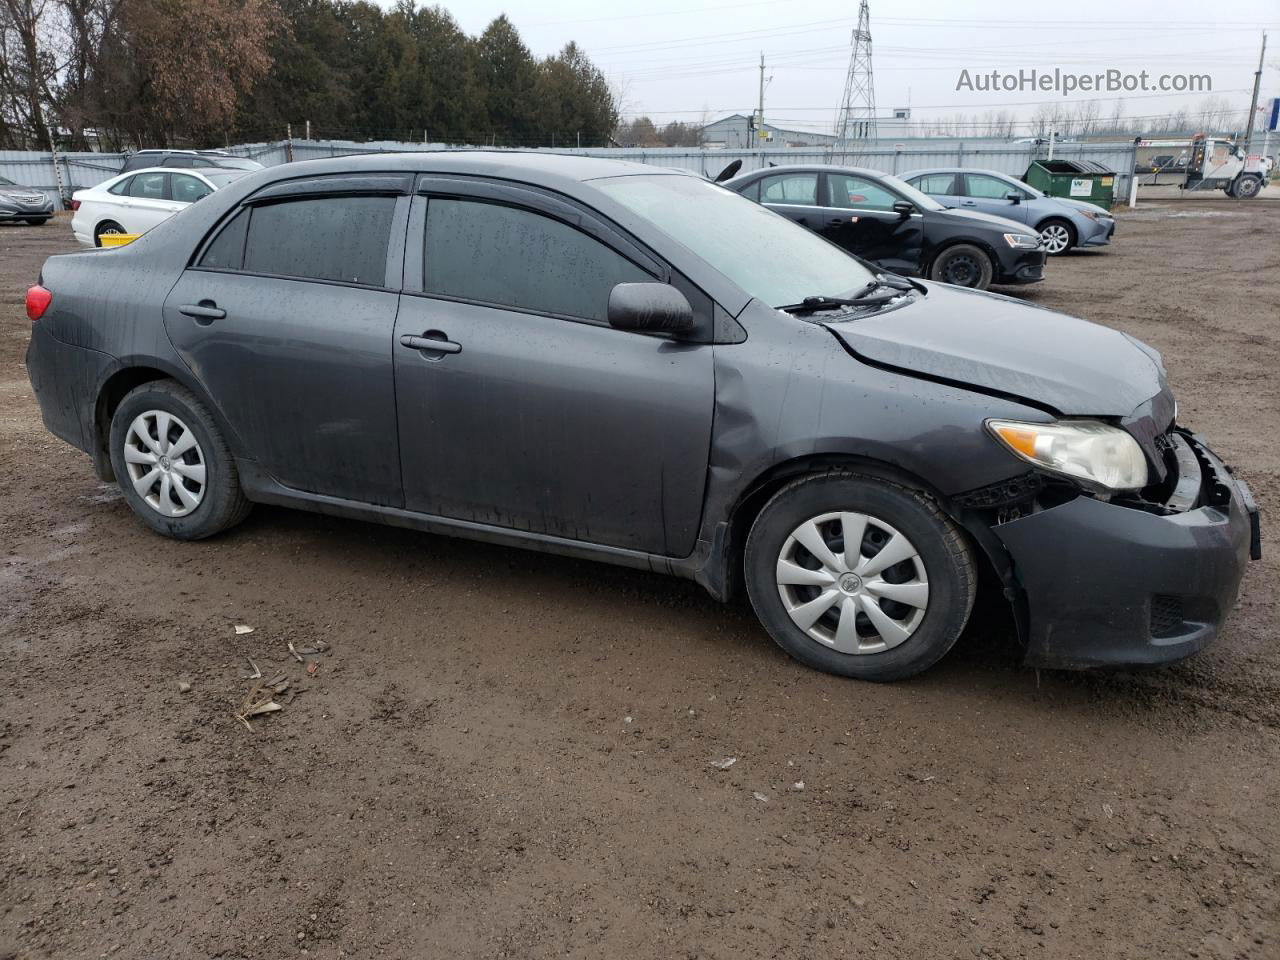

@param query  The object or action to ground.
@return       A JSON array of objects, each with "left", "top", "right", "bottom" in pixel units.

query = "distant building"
[{"left": 700, "top": 114, "right": 837, "bottom": 149}]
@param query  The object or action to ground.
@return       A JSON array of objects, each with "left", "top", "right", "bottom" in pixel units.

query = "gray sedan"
[
  {"left": 900, "top": 168, "right": 1115, "bottom": 254},
  {"left": 24, "top": 152, "right": 1256, "bottom": 681},
  {"left": 0, "top": 174, "right": 55, "bottom": 225}
]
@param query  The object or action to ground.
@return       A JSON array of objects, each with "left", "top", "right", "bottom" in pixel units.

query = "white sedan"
[{"left": 71, "top": 166, "right": 249, "bottom": 246}]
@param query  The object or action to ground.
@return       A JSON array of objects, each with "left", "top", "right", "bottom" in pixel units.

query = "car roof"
[
  {"left": 898, "top": 167, "right": 1019, "bottom": 179},
  {"left": 723, "top": 164, "right": 898, "bottom": 185},
  {"left": 110, "top": 166, "right": 232, "bottom": 179},
  {"left": 246, "top": 150, "right": 691, "bottom": 189}
]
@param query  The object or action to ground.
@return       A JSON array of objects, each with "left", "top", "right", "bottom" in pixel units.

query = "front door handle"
[
  {"left": 178, "top": 301, "right": 225, "bottom": 322},
  {"left": 400, "top": 332, "right": 461, "bottom": 355}
]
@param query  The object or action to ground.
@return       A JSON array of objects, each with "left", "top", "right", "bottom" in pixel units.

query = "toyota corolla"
[{"left": 24, "top": 153, "right": 1260, "bottom": 680}]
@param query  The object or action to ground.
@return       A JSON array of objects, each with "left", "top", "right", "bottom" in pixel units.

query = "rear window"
[
  {"left": 199, "top": 195, "right": 396, "bottom": 286},
  {"left": 127, "top": 172, "right": 166, "bottom": 199}
]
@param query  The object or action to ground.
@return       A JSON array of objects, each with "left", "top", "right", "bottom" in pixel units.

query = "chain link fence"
[{"left": 2, "top": 138, "right": 1140, "bottom": 210}]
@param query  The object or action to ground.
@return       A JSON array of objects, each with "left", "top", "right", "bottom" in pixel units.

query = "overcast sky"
[{"left": 434, "top": 0, "right": 1279, "bottom": 134}]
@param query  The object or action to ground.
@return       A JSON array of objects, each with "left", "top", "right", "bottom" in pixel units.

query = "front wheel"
[
  {"left": 1232, "top": 175, "right": 1262, "bottom": 199},
  {"left": 744, "top": 472, "right": 976, "bottom": 681},
  {"left": 108, "top": 380, "right": 252, "bottom": 540},
  {"left": 1036, "top": 219, "right": 1076, "bottom": 255},
  {"left": 928, "top": 244, "right": 995, "bottom": 290},
  {"left": 25, "top": 217, "right": 48, "bottom": 226}
]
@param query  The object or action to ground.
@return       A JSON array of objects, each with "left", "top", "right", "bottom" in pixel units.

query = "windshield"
[
  {"left": 204, "top": 171, "right": 248, "bottom": 188},
  {"left": 879, "top": 173, "right": 944, "bottom": 211},
  {"left": 211, "top": 157, "right": 264, "bottom": 171},
  {"left": 596, "top": 174, "right": 875, "bottom": 308}
]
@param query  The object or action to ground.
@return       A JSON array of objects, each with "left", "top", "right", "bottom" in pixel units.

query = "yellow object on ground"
[{"left": 99, "top": 233, "right": 139, "bottom": 247}]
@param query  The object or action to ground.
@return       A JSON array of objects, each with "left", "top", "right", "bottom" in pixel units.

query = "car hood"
[
  {"left": 820, "top": 282, "right": 1167, "bottom": 417},
  {"left": 931, "top": 206, "right": 1035, "bottom": 234},
  {"left": 0, "top": 186, "right": 42, "bottom": 198},
  {"left": 1054, "top": 197, "right": 1111, "bottom": 216}
]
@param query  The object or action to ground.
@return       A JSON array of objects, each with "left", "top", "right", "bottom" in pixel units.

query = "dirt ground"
[{"left": 1, "top": 202, "right": 1277, "bottom": 960}]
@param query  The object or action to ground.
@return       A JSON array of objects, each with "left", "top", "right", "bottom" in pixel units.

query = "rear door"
[
  {"left": 163, "top": 177, "right": 410, "bottom": 506},
  {"left": 393, "top": 181, "right": 714, "bottom": 556},
  {"left": 818, "top": 171, "right": 924, "bottom": 274},
  {"left": 961, "top": 173, "right": 1030, "bottom": 224},
  {"left": 123, "top": 172, "right": 176, "bottom": 234},
  {"left": 757, "top": 171, "right": 826, "bottom": 229}
]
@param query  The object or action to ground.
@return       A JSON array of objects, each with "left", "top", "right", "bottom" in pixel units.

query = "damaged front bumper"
[{"left": 990, "top": 432, "right": 1259, "bottom": 670}]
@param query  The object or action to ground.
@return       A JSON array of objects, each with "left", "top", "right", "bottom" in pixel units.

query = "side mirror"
[
  {"left": 892, "top": 200, "right": 914, "bottom": 218},
  {"left": 608, "top": 283, "right": 694, "bottom": 334},
  {"left": 1005, "top": 192, "right": 1022, "bottom": 204}
]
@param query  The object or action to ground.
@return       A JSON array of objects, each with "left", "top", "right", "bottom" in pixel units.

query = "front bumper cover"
[
  {"left": 1078, "top": 217, "right": 1115, "bottom": 247},
  {"left": 992, "top": 434, "right": 1258, "bottom": 669}
]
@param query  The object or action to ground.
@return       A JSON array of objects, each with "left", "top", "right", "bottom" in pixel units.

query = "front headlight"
[
  {"left": 1003, "top": 233, "right": 1041, "bottom": 249},
  {"left": 987, "top": 419, "right": 1148, "bottom": 491}
]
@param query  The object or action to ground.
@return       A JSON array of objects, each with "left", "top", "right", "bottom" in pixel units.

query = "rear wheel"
[
  {"left": 928, "top": 244, "right": 994, "bottom": 290},
  {"left": 1036, "top": 218, "right": 1076, "bottom": 255},
  {"left": 94, "top": 220, "right": 125, "bottom": 246},
  {"left": 108, "top": 380, "right": 251, "bottom": 540},
  {"left": 744, "top": 471, "right": 977, "bottom": 681}
]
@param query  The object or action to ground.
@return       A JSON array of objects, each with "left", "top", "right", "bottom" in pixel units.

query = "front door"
[
  {"left": 393, "top": 189, "right": 715, "bottom": 556},
  {"left": 818, "top": 171, "right": 924, "bottom": 275},
  {"left": 961, "top": 173, "right": 1030, "bottom": 224},
  {"left": 163, "top": 187, "right": 408, "bottom": 506}
]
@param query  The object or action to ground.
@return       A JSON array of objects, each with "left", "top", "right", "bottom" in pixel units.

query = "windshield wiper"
[{"left": 777, "top": 277, "right": 914, "bottom": 314}]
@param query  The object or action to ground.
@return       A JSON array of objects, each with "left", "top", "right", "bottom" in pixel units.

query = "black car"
[
  {"left": 120, "top": 149, "right": 265, "bottom": 174},
  {"left": 0, "top": 174, "right": 55, "bottom": 225},
  {"left": 24, "top": 153, "right": 1258, "bottom": 681},
  {"left": 724, "top": 165, "right": 1046, "bottom": 290}
]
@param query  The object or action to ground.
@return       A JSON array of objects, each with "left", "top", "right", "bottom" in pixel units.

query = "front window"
[
  {"left": 965, "top": 174, "right": 1022, "bottom": 200},
  {"left": 170, "top": 174, "right": 212, "bottom": 204},
  {"left": 826, "top": 173, "right": 900, "bottom": 211},
  {"left": 596, "top": 174, "right": 875, "bottom": 309},
  {"left": 423, "top": 199, "right": 651, "bottom": 323}
]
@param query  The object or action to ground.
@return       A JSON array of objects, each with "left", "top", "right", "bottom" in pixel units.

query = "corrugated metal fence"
[{"left": 1, "top": 139, "right": 1138, "bottom": 210}]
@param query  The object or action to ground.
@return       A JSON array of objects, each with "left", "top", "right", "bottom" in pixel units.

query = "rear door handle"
[
  {"left": 178, "top": 302, "right": 225, "bottom": 321},
  {"left": 400, "top": 332, "right": 461, "bottom": 355},
  {"left": 961, "top": 200, "right": 977, "bottom": 206}
]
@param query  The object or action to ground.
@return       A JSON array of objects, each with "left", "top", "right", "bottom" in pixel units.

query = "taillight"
[
  {"left": 69, "top": 199, "right": 81, "bottom": 211},
  {"left": 26, "top": 284, "right": 52, "bottom": 322}
]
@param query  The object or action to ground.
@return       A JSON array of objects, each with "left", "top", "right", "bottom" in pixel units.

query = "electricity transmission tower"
[{"left": 834, "top": 0, "right": 876, "bottom": 158}]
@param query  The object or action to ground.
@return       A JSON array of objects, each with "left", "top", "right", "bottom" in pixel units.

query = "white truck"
[{"left": 1139, "top": 135, "right": 1270, "bottom": 199}]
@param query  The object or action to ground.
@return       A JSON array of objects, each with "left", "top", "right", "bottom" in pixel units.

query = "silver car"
[
  {"left": 900, "top": 168, "right": 1114, "bottom": 255},
  {"left": 0, "top": 174, "right": 55, "bottom": 225}
]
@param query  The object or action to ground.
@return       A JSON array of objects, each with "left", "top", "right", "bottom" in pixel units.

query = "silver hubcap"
[
  {"left": 1040, "top": 224, "right": 1070, "bottom": 253},
  {"left": 776, "top": 511, "right": 929, "bottom": 655},
  {"left": 123, "top": 410, "right": 206, "bottom": 518}
]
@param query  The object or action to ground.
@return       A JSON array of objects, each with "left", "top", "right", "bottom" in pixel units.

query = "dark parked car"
[
  {"left": 0, "top": 174, "right": 55, "bottom": 225},
  {"left": 120, "top": 149, "right": 265, "bottom": 174},
  {"left": 24, "top": 153, "right": 1259, "bottom": 681},
  {"left": 723, "top": 164, "right": 1046, "bottom": 290}
]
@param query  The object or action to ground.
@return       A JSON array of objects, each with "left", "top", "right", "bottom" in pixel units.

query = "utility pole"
[
  {"left": 1243, "top": 31, "right": 1267, "bottom": 151},
  {"left": 757, "top": 52, "right": 766, "bottom": 145}
]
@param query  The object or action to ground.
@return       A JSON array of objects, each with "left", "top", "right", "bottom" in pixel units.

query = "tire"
[
  {"left": 94, "top": 220, "right": 126, "bottom": 247},
  {"left": 744, "top": 471, "right": 976, "bottom": 682},
  {"left": 1036, "top": 218, "right": 1076, "bottom": 255},
  {"left": 108, "top": 379, "right": 251, "bottom": 540},
  {"left": 24, "top": 217, "right": 48, "bottom": 226},
  {"left": 1232, "top": 175, "right": 1261, "bottom": 200},
  {"left": 928, "top": 243, "right": 995, "bottom": 290}
]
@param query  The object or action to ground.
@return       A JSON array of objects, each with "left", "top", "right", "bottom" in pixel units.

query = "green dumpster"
[{"left": 1024, "top": 159, "right": 1116, "bottom": 209}]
